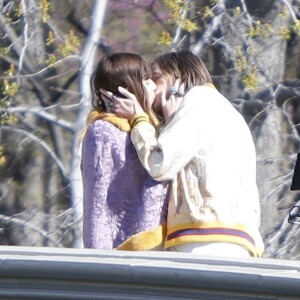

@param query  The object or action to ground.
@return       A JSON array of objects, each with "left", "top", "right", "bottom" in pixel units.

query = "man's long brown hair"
[{"left": 152, "top": 51, "right": 213, "bottom": 93}]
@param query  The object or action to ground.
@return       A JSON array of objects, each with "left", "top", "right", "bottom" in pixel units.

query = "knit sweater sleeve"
[
  {"left": 131, "top": 86, "right": 214, "bottom": 181},
  {"left": 81, "top": 120, "right": 121, "bottom": 249}
]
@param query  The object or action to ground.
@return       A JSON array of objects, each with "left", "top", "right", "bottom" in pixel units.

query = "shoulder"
[
  {"left": 185, "top": 85, "right": 220, "bottom": 101},
  {"left": 88, "top": 119, "right": 121, "bottom": 136},
  {"left": 84, "top": 119, "right": 126, "bottom": 145},
  {"left": 177, "top": 85, "right": 220, "bottom": 115},
  {"left": 88, "top": 119, "right": 117, "bottom": 133},
  {"left": 185, "top": 85, "right": 234, "bottom": 112}
]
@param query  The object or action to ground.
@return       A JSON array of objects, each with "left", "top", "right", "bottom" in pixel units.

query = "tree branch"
[
  {"left": 70, "top": 0, "right": 109, "bottom": 247},
  {"left": 1, "top": 107, "right": 74, "bottom": 132},
  {"left": 280, "top": 0, "right": 298, "bottom": 22},
  {"left": 1, "top": 125, "right": 67, "bottom": 177},
  {"left": 0, "top": 214, "right": 63, "bottom": 247},
  {"left": 0, "top": 12, "right": 24, "bottom": 58},
  {"left": 240, "top": 0, "right": 253, "bottom": 28},
  {"left": 192, "top": 1, "right": 226, "bottom": 55}
]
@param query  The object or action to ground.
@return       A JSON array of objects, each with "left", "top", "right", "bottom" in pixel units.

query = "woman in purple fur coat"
[{"left": 81, "top": 53, "right": 169, "bottom": 251}]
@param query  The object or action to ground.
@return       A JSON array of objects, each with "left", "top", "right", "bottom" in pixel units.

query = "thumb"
[{"left": 161, "top": 91, "right": 167, "bottom": 108}]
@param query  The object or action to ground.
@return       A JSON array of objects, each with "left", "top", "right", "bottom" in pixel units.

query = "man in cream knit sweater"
[{"left": 102, "top": 51, "right": 264, "bottom": 257}]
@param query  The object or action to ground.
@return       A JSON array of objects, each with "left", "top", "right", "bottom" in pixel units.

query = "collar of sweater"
[{"left": 87, "top": 109, "right": 131, "bottom": 132}]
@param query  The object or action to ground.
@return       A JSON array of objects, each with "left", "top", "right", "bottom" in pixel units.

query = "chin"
[{"left": 153, "top": 105, "right": 162, "bottom": 115}]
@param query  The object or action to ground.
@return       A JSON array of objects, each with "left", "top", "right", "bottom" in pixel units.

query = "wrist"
[
  {"left": 133, "top": 103, "right": 144, "bottom": 115},
  {"left": 130, "top": 113, "right": 150, "bottom": 128}
]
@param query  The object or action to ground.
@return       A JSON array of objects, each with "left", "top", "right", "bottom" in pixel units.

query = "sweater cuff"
[{"left": 129, "top": 113, "right": 150, "bottom": 128}]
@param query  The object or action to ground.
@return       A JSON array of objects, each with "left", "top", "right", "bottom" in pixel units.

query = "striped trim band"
[{"left": 167, "top": 227, "right": 255, "bottom": 246}]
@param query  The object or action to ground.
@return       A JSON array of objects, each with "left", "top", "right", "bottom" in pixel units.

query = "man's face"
[{"left": 151, "top": 65, "right": 169, "bottom": 113}]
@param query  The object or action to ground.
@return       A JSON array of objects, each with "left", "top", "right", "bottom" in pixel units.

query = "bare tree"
[
  {"left": 70, "top": 0, "right": 109, "bottom": 247},
  {"left": 0, "top": 0, "right": 169, "bottom": 248},
  {"left": 0, "top": 0, "right": 108, "bottom": 247}
]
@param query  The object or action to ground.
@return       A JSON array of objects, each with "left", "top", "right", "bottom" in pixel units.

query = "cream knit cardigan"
[{"left": 131, "top": 85, "right": 264, "bottom": 257}]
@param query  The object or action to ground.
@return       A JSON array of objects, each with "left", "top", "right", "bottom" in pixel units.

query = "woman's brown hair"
[{"left": 91, "top": 52, "right": 159, "bottom": 126}]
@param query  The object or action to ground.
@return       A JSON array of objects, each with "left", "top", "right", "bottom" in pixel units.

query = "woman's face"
[{"left": 142, "top": 78, "right": 157, "bottom": 106}]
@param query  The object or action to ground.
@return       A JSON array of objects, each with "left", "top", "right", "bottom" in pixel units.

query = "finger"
[
  {"left": 104, "top": 101, "right": 112, "bottom": 113},
  {"left": 117, "top": 86, "right": 134, "bottom": 98},
  {"left": 100, "top": 89, "right": 122, "bottom": 112},
  {"left": 174, "top": 79, "right": 185, "bottom": 97},
  {"left": 160, "top": 91, "right": 167, "bottom": 107},
  {"left": 101, "top": 95, "right": 113, "bottom": 113},
  {"left": 179, "top": 83, "right": 185, "bottom": 95},
  {"left": 168, "top": 80, "right": 183, "bottom": 98},
  {"left": 101, "top": 93, "right": 112, "bottom": 103},
  {"left": 99, "top": 89, "right": 113, "bottom": 99},
  {"left": 174, "top": 79, "right": 181, "bottom": 90}
]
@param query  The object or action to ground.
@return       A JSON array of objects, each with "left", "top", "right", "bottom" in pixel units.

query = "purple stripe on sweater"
[{"left": 167, "top": 227, "right": 255, "bottom": 246}]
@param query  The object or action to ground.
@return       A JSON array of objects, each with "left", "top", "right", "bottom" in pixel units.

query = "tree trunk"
[{"left": 69, "top": 0, "right": 109, "bottom": 248}]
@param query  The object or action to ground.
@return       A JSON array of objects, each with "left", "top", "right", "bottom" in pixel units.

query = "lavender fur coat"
[{"left": 81, "top": 119, "right": 169, "bottom": 250}]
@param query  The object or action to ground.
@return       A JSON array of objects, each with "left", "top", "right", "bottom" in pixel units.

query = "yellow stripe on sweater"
[{"left": 165, "top": 222, "right": 263, "bottom": 257}]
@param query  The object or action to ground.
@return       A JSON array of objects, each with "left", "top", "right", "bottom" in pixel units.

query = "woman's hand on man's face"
[{"left": 100, "top": 86, "right": 144, "bottom": 119}]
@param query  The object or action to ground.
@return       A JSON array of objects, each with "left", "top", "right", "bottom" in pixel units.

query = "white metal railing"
[{"left": 0, "top": 246, "right": 299, "bottom": 299}]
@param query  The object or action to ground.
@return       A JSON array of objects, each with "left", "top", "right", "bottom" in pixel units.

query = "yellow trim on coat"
[
  {"left": 116, "top": 224, "right": 167, "bottom": 251},
  {"left": 87, "top": 109, "right": 131, "bottom": 132},
  {"left": 204, "top": 83, "right": 216, "bottom": 89}
]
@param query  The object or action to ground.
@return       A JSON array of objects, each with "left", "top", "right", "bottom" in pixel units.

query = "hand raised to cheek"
[
  {"left": 100, "top": 86, "right": 144, "bottom": 119},
  {"left": 161, "top": 79, "right": 184, "bottom": 125}
]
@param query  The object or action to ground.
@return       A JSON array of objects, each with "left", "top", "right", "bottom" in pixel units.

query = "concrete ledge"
[{"left": 0, "top": 246, "right": 299, "bottom": 299}]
